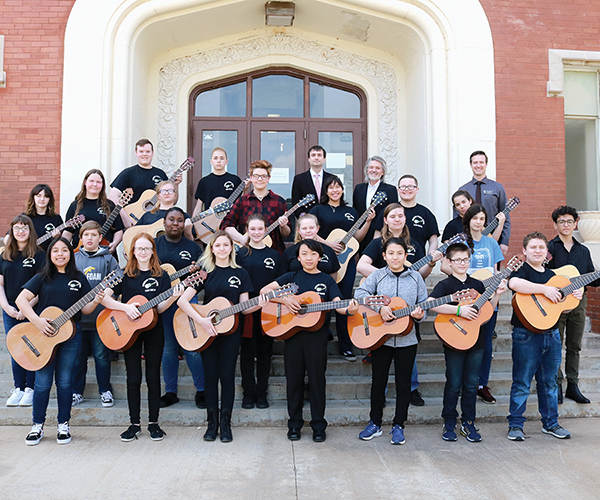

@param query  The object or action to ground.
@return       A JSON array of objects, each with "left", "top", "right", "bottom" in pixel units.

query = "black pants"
[
  {"left": 122, "top": 325, "right": 164, "bottom": 425},
  {"left": 335, "top": 258, "right": 356, "bottom": 354},
  {"left": 240, "top": 311, "right": 274, "bottom": 398},
  {"left": 370, "top": 343, "right": 417, "bottom": 427},
  {"left": 284, "top": 329, "right": 328, "bottom": 432},
  {"left": 201, "top": 328, "right": 242, "bottom": 412}
]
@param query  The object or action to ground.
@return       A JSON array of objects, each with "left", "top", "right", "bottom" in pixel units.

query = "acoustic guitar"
[
  {"left": 435, "top": 256, "right": 522, "bottom": 350},
  {"left": 36, "top": 214, "right": 85, "bottom": 247},
  {"left": 481, "top": 196, "right": 520, "bottom": 237},
  {"left": 195, "top": 178, "right": 249, "bottom": 244},
  {"left": 125, "top": 157, "right": 194, "bottom": 223},
  {"left": 96, "top": 271, "right": 205, "bottom": 352},
  {"left": 261, "top": 292, "right": 390, "bottom": 340},
  {"left": 172, "top": 283, "right": 298, "bottom": 352},
  {"left": 160, "top": 263, "right": 201, "bottom": 286},
  {"left": 326, "top": 192, "right": 387, "bottom": 283},
  {"left": 6, "top": 269, "right": 123, "bottom": 371},
  {"left": 349, "top": 289, "right": 477, "bottom": 350},
  {"left": 512, "top": 269, "right": 600, "bottom": 333}
]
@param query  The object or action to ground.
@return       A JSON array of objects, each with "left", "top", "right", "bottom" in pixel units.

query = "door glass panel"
[
  {"left": 252, "top": 75, "right": 303, "bottom": 117},
  {"left": 310, "top": 82, "right": 360, "bottom": 118},
  {"left": 202, "top": 131, "right": 238, "bottom": 177},
  {"left": 260, "top": 130, "right": 296, "bottom": 200},
  {"left": 195, "top": 81, "right": 246, "bottom": 117},
  {"left": 318, "top": 131, "right": 354, "bottom": 205}
]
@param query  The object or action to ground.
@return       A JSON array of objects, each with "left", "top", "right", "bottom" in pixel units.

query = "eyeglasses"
[
  {"left": 134, "top": 247, "right": 153, "bottom": 253},
  {"left": 159, "top": 189, "right": 175, "bottom": 194},
  {"left": 449, "top": 258, "right": 470, "bottom": 264},
  {"left": 13, "top": 226, "right": 30, "bottom": 233},
  {"left": 556, "top": 219, "right": 575, "bottom": 226},
  {"left": 252, "top": 174, "right": 269, "bottom": 180},
  {"left": 398, "top": 185, "right": 417, "bottom": 191}
]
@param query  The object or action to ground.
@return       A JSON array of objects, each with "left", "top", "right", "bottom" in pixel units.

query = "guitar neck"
[
  {"left": 340, "top": 203, "right": 375, "bottom": 246},
  {"left": 303, "top": 296, "right": 371, "bottom": 313},
  {"left": 138, "top": 285, "right": 177, "bottom": 314},
  {"left": 101, "top": 202, "right": 124, "bottom": 237},
  {"left": 169, "top": 264, "right": 195, "bottom": 282},
  {"left": 227, "top": 179, "right": 247, "bottom": 205},
  {"left": 50, "top": 280, "right": 108, "bottom": 329},
  {"left": 482, "top": 206, "right": 511, "bottom": 237},
  {"left": 473, "top": 267, "right": 514, "bottom": 309},
  {"left": 410, "top": 238, "right": 453, "bottom": 271},
  {"left": 263, "top": 202, "right": 301, "bottom": 238},
  {"left": 562, "top": 270, "right": 600, "bottom": 296},
  {"left": 37, "top": 220, "right": 72, "bottom": 245},
  {"left": 215, "top": 289, "right": 280, "bottom": 320},
  {"left": 393, "top": 294, "right": 455, "bottom": 319},
  {"left": 189, "top": 206, "right": 217, "bottom": 225}
]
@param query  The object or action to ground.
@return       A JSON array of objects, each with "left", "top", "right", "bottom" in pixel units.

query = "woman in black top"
[
  {"left": 178, "top": 231, "right": 262, "bottom": 443},
  {"left": 102, "top": 233, "right": 182, "bottom": 442},
  {"left": 0, "top": 215, "right": 46, "bottom": 407},
  {"left": 64, "top": 169, "right": 124, "bottom": 251}
]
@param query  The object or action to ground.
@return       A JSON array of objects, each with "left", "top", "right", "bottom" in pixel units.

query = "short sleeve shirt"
[
  {"left": 195, "top": 172, "right": 242, "bottom": 208},
  {"left": 509, "top": 262, "right": 556, "bottom": 330},
  {"left": 0, "top": 250, "right": 46, "bottom": 302},
  {"left": 110, "top": 165, "right": 168, "bottom": 203},
  {"left": 280, "top": 242, "right": 340, "bottom": 275}
]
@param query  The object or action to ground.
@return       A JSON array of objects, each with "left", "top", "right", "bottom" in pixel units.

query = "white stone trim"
[{"left": 548, "top": 49, "right": 600, "bottom": 97}]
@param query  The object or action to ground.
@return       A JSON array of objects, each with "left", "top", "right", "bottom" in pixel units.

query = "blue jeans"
[
  {"left": 33, "top": 324, "right": 82, "bottom": 424},
  {"left": 442, "top": 346, "right": 483, "bottom": 425},
  {"left": 3, "top": 309, "right": 35, "bottom": 390},
  {"left": 478, "top": 310, "right": 498, "bottom": 387},
  {"left": 162, "top": 297, "right": 204, "bottom": 394},
  {"left": 411, "top": 359, "right": 419, "bottom": 392},
  {"left": 508, "top": 326, "right": 561, "bottom": 430},
  {"left": 72, "top": 327, "right": 112, "bottom": 395}
]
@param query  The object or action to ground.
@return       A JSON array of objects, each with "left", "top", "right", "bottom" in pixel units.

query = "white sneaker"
[
  {"left": 19, "top": 388, "right": 34, "bottom": 407},
  {"left": 57, "top": 422, "right": 71, "bottom": 444},
  {"left": 72, "top": 393, "right": 83, "bottom": 406},
  {"left": 6, "top": 388, "right": 24, "bottom": 407},
  {"left": 25, "top": 423, "right": 44, "bottom": 446},
  {"left": 100, "top": 390, "right": 114, "bottom": 407}
]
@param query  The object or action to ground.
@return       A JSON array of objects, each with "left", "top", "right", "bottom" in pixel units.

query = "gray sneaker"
[
  {"left": 507, "top": 426, "right": 525, "bottom": 441},
  {"left": 542, "top": 425, "right": 571, "bottom": 439}
]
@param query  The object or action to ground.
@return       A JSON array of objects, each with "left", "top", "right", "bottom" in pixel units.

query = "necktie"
[
  {"left": 314, "top": 173, "right": 321, "bottom": 201},
  {"left": 475, "top": 181, "right": 482, "bottom": 205}
]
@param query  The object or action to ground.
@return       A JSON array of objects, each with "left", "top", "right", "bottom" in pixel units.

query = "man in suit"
[
  {"left": 291, "top": 146, "right": 334, "bottom": 208},
  {"left": 352, "top": 156, "right": 398, "bottom": 253}
]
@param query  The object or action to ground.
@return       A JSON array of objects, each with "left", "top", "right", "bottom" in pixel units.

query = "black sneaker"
[
  {"left": 25, "top": 423, "right": 44, "bottom": 446},
  {"left": 120, "top": 424, "right": 141, "bottom": 442},
  {"left": 256, "top": 395, "right": 269, "bottom": 409},
  {"left": 341, "top": 351, "right": 357, "bottom": 362},
  {"left": 242, "top": 394, "right": 255, "bottom": 409},
  {"left": 57, "top": 422, "right": 71, "bottom": 445},
  {"left": 159, "top": 392, "right": 179, "bottom": 408},
  {"left": 195, "top": 391, "right": 206, "bottom": 409},
  {"left": 410, "top": 389, "right": 425, "bottom": 407},
  {"left": 148, "top": 423, "right": 166, "bottom": 441}
]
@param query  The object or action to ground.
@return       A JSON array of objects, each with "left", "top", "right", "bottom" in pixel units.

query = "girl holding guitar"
[
  {"left": 16, "top": 237, "right": 103, "bottom": 445},
  {"left": 0, "top": 215, "right": 46, "bottom": 407},
  {"left": 63, "top": 169, "right": 124, "bottom": 252},
  {"left": 177, "top": 231, "right": 258, "bottom": 442},
  {"left": 22, "top": 184, "right": 63, "bottom": 251},
  {"left": 101, "top": 233, "right": 182, "bottom": 442},
  {"left": 309, "top": 175, "right": 375, "bottom": 361},
  {"left": 236, "top": 214, "right": 281, "bottom": 409}
]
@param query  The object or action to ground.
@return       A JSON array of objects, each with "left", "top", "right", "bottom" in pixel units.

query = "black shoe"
[
  {"left": 558, "top": 384, "right": 564, "bottom": 404},
  {"left": 565, "top": 383, "right": 591, "bottom": 404},
  {"left": 256, "top": 395, "right": 269, "bottom": 409},
  {"left": 220, "top": 409, "right": 233, "bottom": 442},
  {"left": 120, "top": 424, "right": 141, "bottom": 442},
  {"left": 287, "top": 428, "right": 301, "bottom": 441},
  {"left": 159, "top": 392, "right": 179, "bottom": 408},
  {"left": 148, "top": 423, "right": 166, "bottom": 441},
  {"left": 195, "top": 391, "right": 206, "bottom": 409},
  {"left": 410, "top": 389, "right": 425, "bottom": 407},
  {"left": 242, "top": 394, "right": 255, "bottom": 409},
  {"left": 312, "top": 430, "right": 326, "bottom": 442},
  {"left": 204, "top": 409, "right": 219, "bottom": 441}
]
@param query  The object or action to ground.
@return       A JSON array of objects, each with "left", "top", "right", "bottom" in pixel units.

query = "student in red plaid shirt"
[{"left": 221, "top": 160, "right": 291, "bottom": 254}]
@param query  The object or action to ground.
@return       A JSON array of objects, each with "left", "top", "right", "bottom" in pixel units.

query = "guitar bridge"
[
  {"left": 361, "top": 312, "right": 370, "bottom": 337},
  {"left": 188, "top": 317, "right": 198, "bottom": 339},
  {"left": 530, "top": 294, "right": 548, "bottom": 317},
  {"left": 449, "top": 319, "right": 468, "bottom": 336},
  {"left": 21, "top": 335, "right": 40, "bottom": 357},
  {"left": 277, "top": 303, "right": 281, "bottom": 325},
  {"left": 110, "top": 316, "right": 122, "bottom": 337}
]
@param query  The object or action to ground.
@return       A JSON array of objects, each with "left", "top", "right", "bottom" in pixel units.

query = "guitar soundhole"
[
  {"left": 298, "top": 305, "right": 309, "bottom": 316},
  {"left": 143, "top": 200, "right": 156, "bottom": 212},
  {"left": 210, "top": 311, "right": 222, "bottom": 325}
]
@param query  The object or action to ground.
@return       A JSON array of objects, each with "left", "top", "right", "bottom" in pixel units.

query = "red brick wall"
[{"left": 0, "top": 0, "right": 75, "bottom": 234}]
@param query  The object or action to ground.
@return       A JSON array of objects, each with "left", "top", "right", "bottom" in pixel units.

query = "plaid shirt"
[{"left": 220, "top": 190, "right": 290, "bottom": 253}]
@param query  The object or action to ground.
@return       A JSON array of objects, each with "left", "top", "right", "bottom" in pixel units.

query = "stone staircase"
[{"left": 2, "top": 273, "right": 600, "bottom": 427}]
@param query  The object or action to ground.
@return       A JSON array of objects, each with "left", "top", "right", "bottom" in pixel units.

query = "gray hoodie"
[
  {"left": 355, "top": 266, "right": 428, "bottom": 348},
  {"left": 74, "top": 246, "right": 119, "bottom": 329}
]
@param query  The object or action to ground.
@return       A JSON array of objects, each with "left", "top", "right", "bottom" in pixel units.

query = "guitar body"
[
  {"left": 470, "top": 269, "right": 493, "bottom": 282},
  {"left": 161, "top": 263, "right": 178, "bottom": 284},
  {"left": 96, "top": 296, "right": 158, "bottom": 351},
  {"left": 348, "top": 297, "right": 413, "bottom": 350},
  {"left": 122, "top": 219, "right": 165, "bottom": 254},
  {"left": 6, "top": 307, "right": 75, "bottom": 371},
  {"left": 434, "top": 300, "right": 494, "bottom": 351},
  {"left": 195, "top": 197, "right": 229, "bottom": 244},
  {"left": 261, "top": 291, "right": 325, "bottom": 340},
  {"left": 512, "top": 274, "right": 580, "bottom": 333},
  {"left": 126, "top": 189, "right": 159, "bottom": 223},
  {"left": 326, "top": 229, "right": 359, "bottom": 283},
  {"left": 552, "top": 264, "right": 580, "bottom": 279},
  {"left": 172, "top": 297, "right": 238, "bottom": 351}
]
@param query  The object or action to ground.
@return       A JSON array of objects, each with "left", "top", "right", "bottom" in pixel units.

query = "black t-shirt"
[
  {"left": 280, "top": 242, "right": 340, "bottom": 275},
  {"left": 27, "top": 213, "right": 64, "bottom": 250},
  {"left": 0, "top": 250, "right": 46, "bottom": 302},
  {"left": 195, "top": 172, "right": 242, "bottom": 209},
  {"left": 442, "top": 216, "right": 464, "bottom": 242},
  {"left": 374, "top": 203, "right": 439, "bottom": 250},
  {"left": 193, "top": 265, "right": 253, "bottom": 304},
  {"left": 509, "top": 262, "right": 556, "bottom": 330},
  {"left": 362, "top": 237, "right": 424, "bottom": 270},
  {"left": 430, "top": 274, "right": 486, "bottom": 350},
  {"left": 137, "top": 209, "right": 191, "bottom": 227},
  {"left": 309, "top": 204, "right": 359, "bottom": 239},
  {"left": 236, "top": 246, "right": 282, "bottom": 294},
  {"left": 155, "top": 235, "right": 202, "bottom": 272},
  {"left": 110, "top": 165, "right": 168, "bottom": 203},
  {"left": 65, "top": 198, "right": 124, "bottom": 247},
  {"left": 23, "top": 271, "right": 93, "bottom": 323}
]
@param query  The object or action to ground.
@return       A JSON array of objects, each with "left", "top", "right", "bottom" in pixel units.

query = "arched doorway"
[{"left": 188, "top": 67, "right": 367, "bottom": 209}]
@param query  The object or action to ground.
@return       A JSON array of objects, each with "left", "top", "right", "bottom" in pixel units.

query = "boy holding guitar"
[{"left": 507, "top": 232, "right": 582, "bottom": 441}]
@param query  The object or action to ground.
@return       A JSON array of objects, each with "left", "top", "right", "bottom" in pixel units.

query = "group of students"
[{"left": 0, "top": 138, "right": 593, "bottom": 447}]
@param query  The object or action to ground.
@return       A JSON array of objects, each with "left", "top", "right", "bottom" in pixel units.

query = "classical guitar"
[
  {"left": 435, "top": 256, "right": 522, "bottom": 350},
  {"left": 481, "top": 196, "right": 520, "bottom": 237},
  {"left": 261, "top": 292, "right": 390, "bottom": 340},
  {"left": 160, "top": 263, "right": 201, "bottom": 286},
  {"left": 326, "top": 192, "right": 387, "bottom": 283},
  {"left": 172, "top": 283, "right": 298, "bottom": 352},
  {"left": 349, "top": 289, "right": 477, "bottom": 350},
  {"left": 196, "top": 178, "right": 249, "bottom": 244},
  {"left": 6, "top": 269, "right": 124, "bottom": 371},
  {"left": 126, "top": 157, "right": 194, "bottom": 223},
  {"left": 36, "top": 214, "right": 85, "bottom": 246},
  {"left": 96, "top": 271, "right": 205, "bottom": 352},
  {"left": 512, "top": 268, "right": 600, "bottom": 333}
]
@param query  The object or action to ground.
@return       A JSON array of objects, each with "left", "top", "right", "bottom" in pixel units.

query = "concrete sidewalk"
[{"left": 2, "top": 418, "right": 600, "bottom": 500}]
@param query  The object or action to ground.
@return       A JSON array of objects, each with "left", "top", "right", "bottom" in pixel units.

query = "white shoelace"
[{"left": 57, "top": 422, "right": 70, "bottom": 435}]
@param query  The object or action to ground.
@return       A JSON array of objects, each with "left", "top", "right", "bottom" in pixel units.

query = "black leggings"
[{"left": 240, "top": 311, "right": 274, "bottom": 398}]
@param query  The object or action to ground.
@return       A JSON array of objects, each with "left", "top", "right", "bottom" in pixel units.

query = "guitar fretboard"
[
  {"left": 410, "top": 234, "right": 466, "bottom": 271},
  {"left": 561, "top": 271, "right": 600, "bottom": 297},
  {"left": 301, "top": 296, "right": 378, "bottom": 313},
  {"left": 392, "top": 294, "right": 458, "bottom": 319},
  {"left": 263, "top": 197, "right": 313, "bottom": 239},
  {"left": 37, "top": 218, "right": 81, "bottom": 245},
  {"left": 482, "top": 199, "right": 519, "bottom": 237},
  {"left": 101, "top": 201, "right": 126, "bottom": 237},
  {"left": 340, "top": 194, "right": 386, "bottom": 246}
]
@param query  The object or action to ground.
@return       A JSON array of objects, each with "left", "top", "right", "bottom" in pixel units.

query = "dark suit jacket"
[
  {"left": 291, "top": 169, "right": 334, "bottom": 207},
  {"left": 352, "top": 181, "right": 398, "bottom": 253}
]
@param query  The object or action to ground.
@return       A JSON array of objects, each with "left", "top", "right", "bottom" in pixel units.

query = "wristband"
[
  {"left": 428, "top": 261, "right": 436, "bottom": 268},
  {"left": 456, "top": 305, "right": 461, "bottom": 317},
  {"left": 346, "top": 308, "right": 354, "bottom": 316}
]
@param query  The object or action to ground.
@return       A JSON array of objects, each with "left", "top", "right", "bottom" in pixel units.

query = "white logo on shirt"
[
  {"left": 97, "top": 207, "right": 106, "bottom": 215},
  {"left": 344, "top": 213, "right": 355, "bottom": 221},
  {"left": 264, "top": 258, "right": 276, "bottom": 270},
  {"left": 44, "top": 223, "right": 56, "bottom": 233},
  {"left": 142, "top": 278, "right": 159, "bottom": 292},
  {"left": 22, "top": 258, "right": 35, "bottom": 268},
  {"left": 321, "top": 254, "right": 329, "bottom": 263},
  {"left": 411, "top": 215, "right": 425, "bottom": 229},
  {"left": 224, "top": 181, "right": 235, "bottom": 191},
  {"left": 152, "top": 176, "right": 163, "bottom": 185},
  {"left": 68, "top": 280, "right": 82, "bottom": 292},
  {"left": 228, "top": 276, "right": 241, "bottom": 288},
  {"left": 314, "top": 283, "right": 327, "bottom": 296},
  {"left": 83, "top": 266, "right": 102, "bottom": 282},
  {"left": 179, "top": 251, "right": 192, "bottom": 261}
]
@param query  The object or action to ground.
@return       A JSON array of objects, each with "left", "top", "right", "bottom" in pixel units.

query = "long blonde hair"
[
  {"left": 294, "top": 213, "right": 319, "bottom": 243},
  {"left": 124, "top": 233, "right": 163, "bottom": 278},
  {"left": 381, "top": 203, "right": 411, "bottom": 244},
  {"left": 198, "top": 231, "right": 240, "bottom": 273}
]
